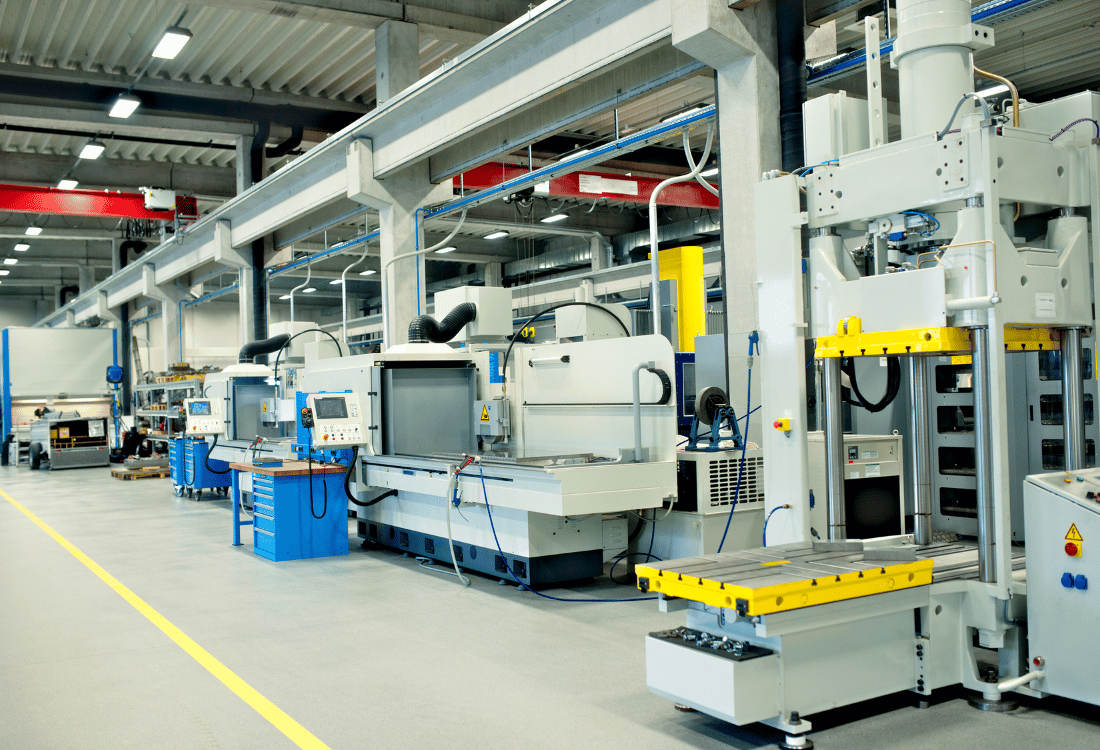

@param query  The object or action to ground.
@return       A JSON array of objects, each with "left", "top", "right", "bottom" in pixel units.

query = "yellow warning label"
[
  {"left": 1066, "top": 523, "right": 1084, "bottom": 542},
  {"left": 480, "top": 404, "right": 490, "bottom": 422}
]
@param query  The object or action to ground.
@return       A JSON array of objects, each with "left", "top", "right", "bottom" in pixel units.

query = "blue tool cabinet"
[
  {"left": 244, "top": 463, "right": 349, "bottom": 562},
  {"left": 172, "top": 437, "right": 231, "bottom": 499}
]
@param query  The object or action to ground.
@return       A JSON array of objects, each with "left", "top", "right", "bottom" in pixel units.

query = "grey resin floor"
[{"left": 1, "top": 465, "right": 1097, "bottom": 749}]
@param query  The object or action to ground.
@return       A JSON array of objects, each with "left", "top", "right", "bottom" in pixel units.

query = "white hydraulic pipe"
[
  {"left": 443, "top": 467, "right": 471, "bottom": 586},
  {"left": 287, "top": 263, "right": 312, "bottom": 323},
  {"left": 380, "top": 210, "right": 467, "bottom": 349},
  {"left": 648, "top": 126, "right": 714, "bottom": 338},
  {"left": 341, "top": 241, "right": 372, "bottom": 344},
  {"left": 995, "top": 670, "right": 1044, "bottom": 694},
  {"left": 632, "top": 361, "right": 655, "bottom": 463},
  {"left": 946, "top": 294, "right": 1001, "bottom": 312},
  {"left": 682, "top": 129, "right": 720, "bottom": 198}
]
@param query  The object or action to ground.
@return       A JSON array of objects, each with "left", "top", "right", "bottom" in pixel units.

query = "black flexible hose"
[
  {"left": 841, "top": 356, "right": 901, "bottom": 413},
  {"left": 339, "top": 445, "right": 399, "bottom": 507},
  {"left": 272, "top": 329, "right": 345, "bottom": 387},
  {"left": 238, "top": 334, "right": 291, "bottom": 363},
  {"left": 502, "top": 302, "right": 630, "bottom": 385},
  {"left": 407, "top": 302, "right": 477, "bottom": 344},
  {"left": 307, "top": 432, "right": 327, "bottom": 520},
  {"left": 204, "top": 435, "right": 232, "bottom": 474}
]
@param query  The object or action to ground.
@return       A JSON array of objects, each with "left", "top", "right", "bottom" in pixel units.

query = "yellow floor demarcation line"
[{"left": 0, "top": 488, "right": 331, "bottom": 750}]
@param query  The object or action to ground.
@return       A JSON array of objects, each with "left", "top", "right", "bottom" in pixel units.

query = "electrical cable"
[
  {"left": 1050, "top": 118, "right": 1100, "bottom": 141},
  {"left": 841, "top": 356, "right": 901, "bottom": 413},
  {"left": 478, "top": 462, "right": 656, "bottom": 602},
  {"left": 609, "top": 551, "right": 663, "bottom": 586},
  {"left": 718, "top": 332, "right": 758, "bottom": 553},
  {"left": 306, "top": 432, "right": 327, "bottom": 520},
  {"left": 203, "top": 434, "right": 232, "bottom": 474},
  {"left": 341, "top": 445, "right": 399, "bottom": 507},
  {"left": 272, "top": 328, "right": 345, "bottom": 391},
  {"left": 443, "top": 457, "right": 475, "bottom": 587},
  {"left": 501, "top": 302, "right": 630, "bottom": 388},
  {"left": 762, "top": 504, "right": 793, "bottom": 547},
  {"left": 936, "top": 93, "right": 991, "bottom": 140}
]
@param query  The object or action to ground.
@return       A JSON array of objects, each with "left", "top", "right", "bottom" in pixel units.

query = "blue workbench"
[{"left": 230, "top": 460, "right": 349, "bottom": 562}]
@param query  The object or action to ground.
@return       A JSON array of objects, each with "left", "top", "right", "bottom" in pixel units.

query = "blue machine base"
[{"left": 356, "top": 519, "right": 603, "bottom": 588}]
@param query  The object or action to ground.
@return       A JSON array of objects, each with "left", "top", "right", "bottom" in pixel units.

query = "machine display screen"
[
  {"left": 314, "top": 397, "right": 348, "bottom": 419},
  {"left": 188, "top": 401, "right": 211, "bottom": 415}
]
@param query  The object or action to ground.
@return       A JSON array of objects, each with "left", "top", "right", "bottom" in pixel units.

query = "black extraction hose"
[
  {"left": 238, "top": 334, "right": 291, "bottom": 363},
  {"left": 204, "top": 435, "right": 232, "bottom": 474},
  {"left": 501, "top": 302, "right": 631, "bottom": 385},
  {"left": 407, "top": 302, "right": 477, "bottom": 344},
  {"left": 841, "top": 357, "right": 902, "bottom": 413},
  {"left": 777, "top": 0, "right": 807, "bottom": 173}
]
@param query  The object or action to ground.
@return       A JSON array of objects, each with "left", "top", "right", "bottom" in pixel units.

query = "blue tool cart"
[
  {"left": 171, "top": 437, "right": 231, "bottom": 499},
  {"left": 230, "top": 460, "right": 349, "bottom": 562}
]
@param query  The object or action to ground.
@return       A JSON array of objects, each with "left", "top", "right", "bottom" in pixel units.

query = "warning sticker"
[
  {"left": 1066, "top": 523, "right": 1084, "bottom": 542},
  {"left": 480, "top": 404, "right": 491, "bottom": 422}
]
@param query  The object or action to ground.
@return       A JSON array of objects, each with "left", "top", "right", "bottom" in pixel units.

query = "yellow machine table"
[{"left": 636, "top": 542, "right": 933, "bottom": 617}]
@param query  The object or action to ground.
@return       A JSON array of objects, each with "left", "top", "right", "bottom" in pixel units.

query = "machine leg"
[
  {"left": 908, "top": 357, "right": 933, "bottom": 546},
  {"left": 972, "top": 327, "right": 995, "bottom": 583},
  {"left": 777, "top": 713, "right": 814, "bottom": 750},
  {"left": 1062, "top": 327, "right": 1086, "bottom": 471},
  {"left": 232, "top": 469, "right": 241, "bottom": 547},
  {"left": 823, "top": 357, "right": 846, "bottom": 540}
]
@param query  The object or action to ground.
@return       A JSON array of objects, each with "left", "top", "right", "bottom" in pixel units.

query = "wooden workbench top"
[{"left": 229, "top": 460, "right": 348, "bottom": 477}]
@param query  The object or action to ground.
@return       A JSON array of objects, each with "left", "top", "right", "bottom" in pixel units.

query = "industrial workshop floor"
[{"left": 2, "top": 466, "right": 1098, "bottom": 750}]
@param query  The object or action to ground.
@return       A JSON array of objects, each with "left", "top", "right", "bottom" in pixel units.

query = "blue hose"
[{"left": 763, "top": 505, "right": 793, "bottom": 547}]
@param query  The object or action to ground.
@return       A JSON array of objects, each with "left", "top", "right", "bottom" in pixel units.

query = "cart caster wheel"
[
  {"left": 173, "top": 485, "right": 184, "bottom": 497},
  {"left": 187, "top": 488, "right": 194, "bottom": 498},
  {"left": 196, "top": 491, "right": 203, "bottom": 501}
]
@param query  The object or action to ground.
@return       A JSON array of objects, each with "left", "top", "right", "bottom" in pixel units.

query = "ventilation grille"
[{"left": 708, "top": 456, "right": 764, "bottom": 509}]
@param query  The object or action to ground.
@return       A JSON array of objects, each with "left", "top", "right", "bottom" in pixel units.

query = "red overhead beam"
[
  {"left": 459, "top": 163, "right": 719, "bottom": 209},
  {"left": 0, "top": 184, "right": 175, "bottom": 220}
]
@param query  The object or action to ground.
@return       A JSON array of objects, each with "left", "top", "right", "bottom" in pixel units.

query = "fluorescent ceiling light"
[
  {"left": 57, "top": 179, "right": 79, "bottom": 190},
  {"left": 329, "top": 278, "right": 344, "bottom": 285},
  {"left": 484, "top": 231, "right": 509, "bottom": 240},
  {"left": 978, "top": 84, "right": 1009, "bottom": 97},
  {"left": 359, "top": 269, "right": 377, "bottom": 276},
  {"left": 4, "top": 258, "right": 18, "bottom": 265},
  {"left": 541, "top": 214, "right": 568, "bottom": 224},
  {"left": 435, "top": 246, "right": 457, "bottom": 253},
  {"left": 109, "top": 94, "right": 141, "bottom": 119},
  {"left": 662, "top": 106, "right": 705, "bottom": 122},
  {"left": 302, "top": 287, "right": 317, "bottom": 293},
  {"left": 25, "top": 227, "right": 42, "bottom": 236},
  {"left": 0, "top": 270, "right": 9, "bottom": 276},
  {"left": 13, "top": 243, "right": 29, "bottom": 251},
  {"left": 700, "top": 167, "right": 719, "bottom": 178},
  {"left": 152, "top": 26, "right": 192, "bottom": 59},
  {"left": 79, "top": 141, "right": 106, "bottom": 160},
  {"left": 279, "top": 294, "right": 292, "bottom": 300}
]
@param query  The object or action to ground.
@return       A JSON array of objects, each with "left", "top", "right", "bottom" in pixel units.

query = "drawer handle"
[
  {"left": 255, "top": 528, "right": 274, "bottom": 538},
  {"left": 255, "top": 512, "right": 274, "bottom": 521}
]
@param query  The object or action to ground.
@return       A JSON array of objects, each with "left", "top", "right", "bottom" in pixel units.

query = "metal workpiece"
[
  {"left": 971, "top": 327, "right": 996, "bottom": 583},
  {"left": 822, "top": 357, "right": 846, "bottom": 539},
  {"left": 1061, "top": 327, "right": 1086, "bottom": 471},
  {"left": 908, "top": 357, "right": 933, "bottom": 546}
]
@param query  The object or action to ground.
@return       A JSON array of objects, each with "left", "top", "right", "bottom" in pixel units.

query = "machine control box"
[
  {"left": 306, "top": 392, "right": 370, "bottom": 446},
  {"left": 475, "top": 399, "right": 509, "bottom": 444},
  {"left": 183, "top": 398, "right": 225, "bottom": 435}
]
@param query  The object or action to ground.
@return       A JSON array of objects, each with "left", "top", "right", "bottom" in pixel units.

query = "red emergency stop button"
[
  {"left": 1066, "top": 542, "right": 1079, "bottom": 557},
  {"left": 322, "top": 434, "right": 329, "bottom": 441}
]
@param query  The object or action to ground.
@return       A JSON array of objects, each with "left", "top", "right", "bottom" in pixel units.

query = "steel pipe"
[
  {"left": 823, "top": 357, "right": 846, "bottom": 539},
  {"left": 1062, "top": 327, "right": 1086, "bottom": 471},
  {"left": 972, "top": 327, "right": 995, "bottom": 582},
  {"left": 908, "top": 357, "right": 933, "bottom": 546}
]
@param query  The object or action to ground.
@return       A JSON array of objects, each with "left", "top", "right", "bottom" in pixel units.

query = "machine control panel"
[
  {"left": 305, "top": 392, "right": 370, "bottom": 446},
  {"left": 183, "top": 398, "right": 225, "bottom": 435}
]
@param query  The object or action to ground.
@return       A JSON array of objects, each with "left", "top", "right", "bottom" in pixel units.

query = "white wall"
[{"left": 0, "top": 299, "right": 42, "bottom": 329}]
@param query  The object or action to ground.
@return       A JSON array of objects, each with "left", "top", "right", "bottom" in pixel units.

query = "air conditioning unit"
[{"left": 807, "top": 432, "right": 906, "bottom": 540}]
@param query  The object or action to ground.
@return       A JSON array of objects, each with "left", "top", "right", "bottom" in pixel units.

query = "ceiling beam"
[
  {"left": 0, "top": 152, "right": 236, "bottom": 198},
  {"left": 185, "top": 0, "right": 532, "bottom": 46},
  {"left": 0, "top": 101, "right": 309, "bottom": 145},
  {"left": 0, "top": 62, "right": 369, "bottom": 130}
]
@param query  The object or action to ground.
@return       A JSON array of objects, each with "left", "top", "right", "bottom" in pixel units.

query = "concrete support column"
[
  {"left": 142, "top": 265, "right": 188, "bottom": 370},
  {"left": 347, "top": 141, "right": 451, "bottom": 348},
  {"left": 485, "top": 262, "right": 503, "bottom": 288},
  {"left": 375, "top": 20, "right": 419, "bottom": 104},
  {"left": 77, "top": 265, "right": 93, "bottom": 294},
  {"left": 590, "top": 235, "right": 610, "bottom": 272},
  {"left": 111, "top": 238, "right": 121, "bottom": 276},
  {"left": 236, "top": 136, "right": 253, "bottom": 195}
]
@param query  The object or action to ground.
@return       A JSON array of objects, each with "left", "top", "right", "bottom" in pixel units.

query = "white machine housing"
[
  {"left": 807, "top": 432, "right": 905, "bottom": 539},
  {"left": 434, "top": 285, "right": 513, "bottom": 342}
]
